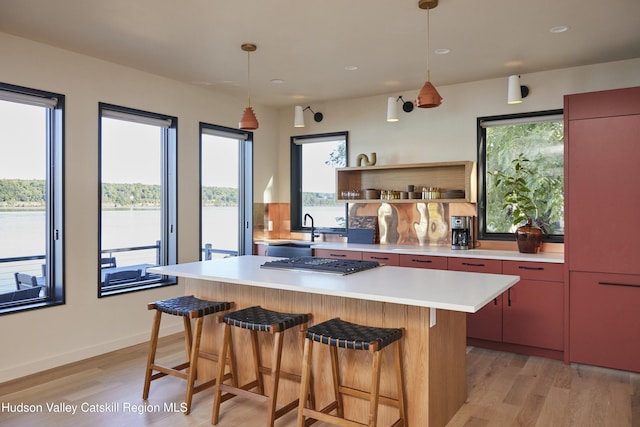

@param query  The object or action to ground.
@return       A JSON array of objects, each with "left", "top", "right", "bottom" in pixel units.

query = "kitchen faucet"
[{"left": 303, "top": 213, "right": 316, "bottom": 242}]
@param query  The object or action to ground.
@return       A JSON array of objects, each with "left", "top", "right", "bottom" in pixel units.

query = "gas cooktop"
[{"left": 260, "top": 257, "right": 380, "bottom": 275}]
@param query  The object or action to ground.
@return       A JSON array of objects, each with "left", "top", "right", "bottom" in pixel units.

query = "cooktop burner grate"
[{"left": 260, "top": 257, "right": 380, "bottom": 275}]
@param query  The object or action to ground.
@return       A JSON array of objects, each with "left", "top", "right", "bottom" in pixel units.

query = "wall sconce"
[
  {"left": 507, "top": 75, "right": 530, "bottom": 104},
  {"left": 387, "top": 96, "right": 414, "bottom": 122},
  {"left": 294, "top": 105, "right": 323, "bottom": 127}
]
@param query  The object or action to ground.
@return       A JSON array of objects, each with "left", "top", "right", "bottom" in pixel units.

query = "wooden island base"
[{"left": 185, "top": 278, "right": 466, "bottom": 427}]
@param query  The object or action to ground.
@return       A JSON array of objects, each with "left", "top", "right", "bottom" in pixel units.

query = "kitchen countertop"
[
  {"left": 148, "top": 255, "right": 520, "bottom": 313},
  {"left": 256, "top": 240, "right": 564, "bottom": 263}
]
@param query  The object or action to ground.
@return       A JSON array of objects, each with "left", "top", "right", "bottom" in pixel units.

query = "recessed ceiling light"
[
  {"left": 344, "top": 65, "right": 359, "bottom": 71},
  {"left": 434, "top": 48, "right": 451, "bottom": 55},
  {"left": 270, "top": 78, "right": 285, "bottom": 84},
  {"left": 549, "top": 25, "right": 570, "bottom": 33}
]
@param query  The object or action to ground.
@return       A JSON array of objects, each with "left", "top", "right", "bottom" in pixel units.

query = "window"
[
  {"left": 477, "top": 110, "right": 564, "bottom": 242},
  {"left": 0, "top": 83, "right": 64, "bottom": 314},
  {"left": 290, "top": 132, "right": 348, "bottom": 233},
  {"left": 200, "top": 123, "right": 253, "bottom": 259},
  {"left": 98, "top": 103, "right": 177, "bottom": 296}
]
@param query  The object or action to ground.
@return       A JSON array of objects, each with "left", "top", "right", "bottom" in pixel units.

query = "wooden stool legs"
[
  {"left": 212, "top": 305, "right": 313, "bottom": 427},
  {"left": 142, "top": 297, "right": 233, "bottom": 415},
  {"left": 297, "top": 319, "right": 406, "bottom": 427},
  {"left": 212, "top": 324, "right": 300, "bottom": 427}
]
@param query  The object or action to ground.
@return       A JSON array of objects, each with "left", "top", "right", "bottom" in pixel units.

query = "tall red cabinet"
[{"left": 565, "top": 86, "right": 640, "bottom": 372}]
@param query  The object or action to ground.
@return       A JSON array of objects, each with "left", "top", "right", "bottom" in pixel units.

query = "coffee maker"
[{"left": 451, "top": 216, "right": 474, "bottom": 250}]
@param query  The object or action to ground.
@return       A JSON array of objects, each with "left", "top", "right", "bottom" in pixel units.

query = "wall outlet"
[{"left": 267, "top": 220, "right": 273, "bottom": 231}]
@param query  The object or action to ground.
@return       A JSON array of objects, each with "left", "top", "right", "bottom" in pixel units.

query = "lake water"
[
  {"left": 0, "top": 205, "right": 342, "bottom": 289},
  {"left": 0, "top": 207, "right": 239, "bottom": 289}
]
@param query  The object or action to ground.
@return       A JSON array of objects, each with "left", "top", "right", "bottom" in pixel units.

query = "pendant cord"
[
  {"left": 246, "top": 50, "right": 251, "bottom": 107},
  {"left": 426, "top": 7, "right": 431, "bottom": 82}
]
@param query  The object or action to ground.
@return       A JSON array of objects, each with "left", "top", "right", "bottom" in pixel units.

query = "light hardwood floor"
[{"left": 0, "top": 334, "right": 638, "bottom": 427}]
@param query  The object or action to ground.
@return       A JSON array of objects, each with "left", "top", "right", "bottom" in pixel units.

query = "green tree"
[{"left": 486, "top": 121, "right": 564, "bottom": 234}]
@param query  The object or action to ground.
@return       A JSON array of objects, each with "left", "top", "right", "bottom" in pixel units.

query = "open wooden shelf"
[{"left": 336, "top": 161, "right": 477, "bottom": 203}]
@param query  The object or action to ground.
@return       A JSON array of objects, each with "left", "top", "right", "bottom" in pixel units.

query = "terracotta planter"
[{"left": 515, "top": 218, "right": 542, "bottom": 253}]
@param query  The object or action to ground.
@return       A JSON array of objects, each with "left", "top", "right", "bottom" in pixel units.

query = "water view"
[{"left": 0, "top": 206, "right": 239, "bottom": 291}]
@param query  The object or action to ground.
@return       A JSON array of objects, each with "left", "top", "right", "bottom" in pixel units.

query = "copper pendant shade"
[
  {"left": 239, "top": 43, "right": 259, "bottom": 130},
  {"left": 239, "top": 106, "right": 258, "bottom": 130},
  {"left": 416, "top": 79, "right": 442, "bottom": 108},
  {"left": 415, "top": 0, "right": 442, "bottom": 108}
]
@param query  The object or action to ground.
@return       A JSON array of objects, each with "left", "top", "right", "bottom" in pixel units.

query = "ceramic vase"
[{"left": 515, "top": 218, "right": 542, "bottom": 253}]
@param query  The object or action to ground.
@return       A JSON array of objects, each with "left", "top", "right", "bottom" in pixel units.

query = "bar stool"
[
  {"left": 143, "top": 295, "right": 233, "bottom": 415},
  {"left": 297, "top": 317, "right": 406, "bottom": 427},
  {"left": 212, "top": 305, "right": 312, "bottom": 427}
]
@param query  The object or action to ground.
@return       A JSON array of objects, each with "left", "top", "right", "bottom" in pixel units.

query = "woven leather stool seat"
[
  {"left": 306, "top": 317, "right": 402, "bottom": 351},
  {"left": 143, "top": 295, "right": 233, "bottom": 415},
  {"left": 213, "top": 306, "right": 312, "bottom": 427},
  {"left": 297, "top": 318, "right": 406, "bottom": 427},
  {"left": 152, "top": 295, "right": 233, "bottom": 318},
  {"left": 222, "top": 305, "right": 311, "bottom": 332}
]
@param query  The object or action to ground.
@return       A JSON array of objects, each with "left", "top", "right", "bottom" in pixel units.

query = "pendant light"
[
  {"left": 415, "top": 0, "right": 442, "bottom": 108},
  {"left": 239, "top": 43, "right": 259, "bottom": 130}
]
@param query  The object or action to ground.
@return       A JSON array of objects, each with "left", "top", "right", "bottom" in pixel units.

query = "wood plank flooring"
[{"left": 0, "top": 334, "right": 638, "bottom": 427}]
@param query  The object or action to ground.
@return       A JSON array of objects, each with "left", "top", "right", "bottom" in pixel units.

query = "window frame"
[
  {"left": 290, "top": 131, "right": 349, "bottom": 234},
  {"left": 97, "top": 103, "right": 177, "bottom": 297},
  {"left": 477, "top": 109, "right": 564, "bottom": 243},
  {"left": 198, "top": 122, "right": 253, "bottom": 259},
  {"left": 0, "top": 82, "right": 65, "bottom": 315}
]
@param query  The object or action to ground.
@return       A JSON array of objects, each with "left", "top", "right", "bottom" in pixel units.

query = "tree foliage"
[
  {"left": 486, "top": 120, "right": 564, "bottom": 234},
  {"left": 0, "top": 180, "right": 242, "bottom": 208},
  {"left": 0, "top": 179, "right": 45, "bottom": 206}
]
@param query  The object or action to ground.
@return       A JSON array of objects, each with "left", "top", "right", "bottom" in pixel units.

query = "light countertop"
[
  {"left": 257, "top": 240, "right": 564, "bottom": 263},
  {"left": 148, "top": 255, "right": 520, "bottom": 313}
]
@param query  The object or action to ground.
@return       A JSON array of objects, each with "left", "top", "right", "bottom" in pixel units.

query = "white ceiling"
[{"left": 1, "top": 0, "right": 639, "bottom": 107}]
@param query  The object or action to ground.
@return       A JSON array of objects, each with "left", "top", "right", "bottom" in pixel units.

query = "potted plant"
[{"left": 490, "top": 153, "right": 543, "bottom": 253}]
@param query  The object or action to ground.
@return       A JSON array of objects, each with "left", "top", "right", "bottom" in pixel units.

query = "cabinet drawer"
[
  {"left": 503, "top": 261, "right": 563, "bottom": 282},
  {"left": 448, "top": 257, "right": 502, "bottom": 274},
  {"left": 362, "top": 252, "right": 399, "bottom": 266},
  {"left": 314, "top": 249, "right": 362, "bottom": 260},
  {"left": 399, "top": 254, "right": 448, "bottom": 270}
]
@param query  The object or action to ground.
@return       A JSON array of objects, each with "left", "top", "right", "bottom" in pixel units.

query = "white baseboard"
[{"left": 0, "top": 323, "right": 184, "bottom": 384}]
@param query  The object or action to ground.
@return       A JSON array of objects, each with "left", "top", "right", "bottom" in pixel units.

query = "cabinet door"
[
  {"left": 502, "top": 279, "right": 563, "bottom": 350},
  {"left": 565, "top": 86, "right": 640, "bottom": 120},
  {"left": 399, "top": 254, "right": 448, "bottom": 270},
  {"left": 502, "top": 261, "right": 564, "bottom": 350},
  {"left": 567, "top": 114, "right": 640, "bottom": 275},
  {"left": 569, "top": 272, "right": 640, "bottom": 372},
  {"left": 448, "top": 257, "right": 503, "bottom": 342},
  {"left": 314, "top": 249, "right": 362, "bottom": 260},
  {"left": 362, "top": 251, "right": 399, "bottom": 266}
]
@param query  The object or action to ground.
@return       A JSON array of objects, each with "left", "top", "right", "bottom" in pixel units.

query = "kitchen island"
[{"left": 148, "top": 256, "right": 519, "bottom": 427}]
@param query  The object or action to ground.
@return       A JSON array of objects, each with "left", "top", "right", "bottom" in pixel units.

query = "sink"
[{"left": 265, "top": 242, "right": 313, "bottom": 258}]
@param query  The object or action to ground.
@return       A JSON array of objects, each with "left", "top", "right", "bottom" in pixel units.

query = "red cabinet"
[
  {"left": 447, "top": 257, "right": 503, "bottom": 342},
  {"left": 362, "top": 251, "right": 399, "bottom": 266},
  {"left": 399, "top": 254, "right": 448, "bottom": 270},
  {"left": 566, "top": 113, "right": 640, "bottom": 275},
  {"left": 566, "top": 87, "right": 640, "bottom": 371},
  {"left": 569, "top": 272, "right": 640, "bottom": 372},
  {"left": 502, "top": 261, "right": 563, "bottom": 351},
  {"left": 314, "top": 248, "right": 362, "bottom": 260}
]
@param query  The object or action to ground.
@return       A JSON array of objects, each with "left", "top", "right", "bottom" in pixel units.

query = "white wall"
[
  {"left": 275, "top": 59, "right": 640, "bottom": 201},
  {"left": 0, "top": 32, "right": 279, "bottom": 383},
  {"left": 0, "top": 28, "right": 638, "bottom": 383}
]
